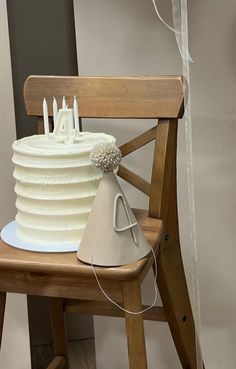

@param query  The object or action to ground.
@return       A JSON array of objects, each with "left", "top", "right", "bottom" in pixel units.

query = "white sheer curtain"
[{"left": 0, "top": 1, "right": 31, "bottom": 367}]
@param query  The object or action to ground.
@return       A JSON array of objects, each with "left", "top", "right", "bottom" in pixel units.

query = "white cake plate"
[{"left": 1, "top": 221, "right": 79, "bottom": 253}]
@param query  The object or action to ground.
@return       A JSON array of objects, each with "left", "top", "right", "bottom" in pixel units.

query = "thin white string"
[
  {"left": 151, "top": 0, "right": 180, "bottom": 34},
  {"left": 171, "top": 0, "right": 193, "bottom": 62},
  {"left": 151, "top": 0, "right": 193, "bottom": 62},
  {"left": 91, "top": 245, "right": 158, "bottom": 315}
]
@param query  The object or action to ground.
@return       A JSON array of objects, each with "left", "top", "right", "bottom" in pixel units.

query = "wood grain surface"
[
  {"left": 24, "top": 75, "right": 184, "bottom": 119},
  {"left": 64, "top": 300, "right": 166, "bottom": 322},
  {"left": 123, "top": 279, "right": 147, "bottom": 369},
  {"left": 0, "top": 210, "right": 162, "bottom": 281}
]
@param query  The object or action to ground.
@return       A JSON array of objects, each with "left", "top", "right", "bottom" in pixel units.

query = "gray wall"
[
  {"left": 7, "top": 0, "right": 78, "bottom": 138},
  {"left": 0, "top": 1, "right": 30, "bottom": 367},
  {"left": 74, "top": 0, "right": 236, "bottom": 368},
  {"left": 6, "top": 0, "right": 94, "bottom": 355}
]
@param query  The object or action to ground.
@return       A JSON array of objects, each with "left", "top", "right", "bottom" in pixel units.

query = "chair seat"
[{"left": 0, "top": 209, "right": 162, "bottom": 281}]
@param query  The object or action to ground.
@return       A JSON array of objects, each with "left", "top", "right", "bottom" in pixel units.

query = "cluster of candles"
[{"left": 43, "top": 96, "right": 81, "bottom": 143}]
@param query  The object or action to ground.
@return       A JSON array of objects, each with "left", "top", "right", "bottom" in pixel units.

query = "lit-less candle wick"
[
  {"left": 53, "top": 97, "right": 58, "bottom": 127},
  {"left": 73, "top": 96, "right": 80, "bottom": 135},
  {"left": 62, "top": 96, "right": 67, "bottom": 109},
  {"left": 43, "top": 98, "right": 49, "bottom": 138}
]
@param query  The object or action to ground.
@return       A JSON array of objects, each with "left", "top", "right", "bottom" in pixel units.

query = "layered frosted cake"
[{"left": 12, "top": 104, "right": 115, "bottom": 247}]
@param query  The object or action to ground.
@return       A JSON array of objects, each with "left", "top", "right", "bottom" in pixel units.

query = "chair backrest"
[{"left": 24, "top": 76, "right": 184, "bottom": 229}]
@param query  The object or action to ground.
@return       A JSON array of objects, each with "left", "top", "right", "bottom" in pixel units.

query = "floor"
[{"left": 31, "top": 338, "right": 96, "bottom": 369}]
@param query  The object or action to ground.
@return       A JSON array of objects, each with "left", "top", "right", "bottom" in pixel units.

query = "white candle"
[
  {"left": 66, "top": 109, "right": 74, "bottom": 143},
  {"left": 53, "top": 108, "right": 74, "bottom": 144},
  {"left": 43, "top": 98, "right": 49, "bottom": 137},
  {"left": 62, "top": 96, "right": 67, "bottom": 109},
  {"left": 53, "top": 97, "right": 58, "bottom": 127},
  {"left": 73, "top": 96, "right": 80, "bottom": 133}
]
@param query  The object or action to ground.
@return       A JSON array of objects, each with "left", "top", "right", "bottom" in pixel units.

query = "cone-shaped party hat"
[{"left": 77, "top": 143, "right": 150, "bottom": 267}]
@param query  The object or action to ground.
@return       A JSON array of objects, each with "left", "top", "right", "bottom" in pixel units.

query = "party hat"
[{"left": 77, "top": 143, "right": 150, "bottom": 267}]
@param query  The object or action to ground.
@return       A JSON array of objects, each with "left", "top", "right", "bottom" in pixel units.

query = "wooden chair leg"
[
  {"left": 0, "top": 292, "right": 6, "bottom": 349},
  {"left": 49, "top": 297, "right": 69, "bottom": 369},
  {"left": 123, "top": 280, "right": 147, "bottom": 369},
  {"left": 156, "top": 241, "right": 201, "bottom": 369}
]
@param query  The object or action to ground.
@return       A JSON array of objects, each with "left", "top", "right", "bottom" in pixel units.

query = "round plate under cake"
[{"left": 1, "top": 221, "right": 79, "bottom": 252}]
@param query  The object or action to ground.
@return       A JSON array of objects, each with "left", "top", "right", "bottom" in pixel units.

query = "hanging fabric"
[
  {"left": 179, "top": 1, "right": 203, "bottom": 368},
  {"left": 151, "top": 1, "right": 202, "bottom": 368}
]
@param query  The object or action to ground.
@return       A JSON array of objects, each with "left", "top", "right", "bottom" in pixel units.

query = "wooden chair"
[{"left": 0, "top": 76, "right": 203, "bottom": 369}]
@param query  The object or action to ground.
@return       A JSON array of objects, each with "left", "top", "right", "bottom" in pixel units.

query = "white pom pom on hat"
[
  {"left": 91, "top": 142, "right": 122, "bottom": 172},
  {"left": 77, "top": 141, "right": 150, "bottom": 267}
]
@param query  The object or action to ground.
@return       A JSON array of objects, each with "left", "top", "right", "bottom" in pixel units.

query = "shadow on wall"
[{"left": 7, "top": 0, "right": 78, "bottom": 138}]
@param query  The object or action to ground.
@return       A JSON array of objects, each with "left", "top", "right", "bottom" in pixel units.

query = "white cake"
[{"left": 12, "top": 132, "right": 115, "bottom": 246}]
